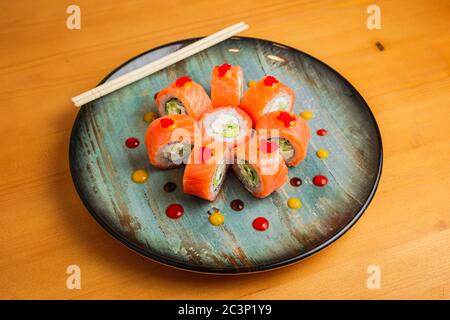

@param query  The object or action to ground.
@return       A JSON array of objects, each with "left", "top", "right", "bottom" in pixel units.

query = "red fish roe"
[
  {"left": 125, "top": 137, "right": 140, "bottom": 148},
  {"left": 276, "top": 111, "right": 296, "bottom": 127},
  {"left": 317, "top": 129, "right": 328, "bottom": 136},
  {"left": 263, "top": 75, "right": 279, "bottom": 86},
  {"left": 217, "top": 63, "right": 231, "bottom": 77},
  {"left": 313, "top": 175, "right": 328, "bottom": 187},
  {"left": 175, "top": 76, "right": 192, "bottom": 87},
  {"left": 160, "top": 118, "right": 175, "bottom": 129},
  {"left": 252, "top": 217, "right": 269, "bottom": 231},
  {"left": 166, "top": 204, "right": 184, "bottom": 219}
]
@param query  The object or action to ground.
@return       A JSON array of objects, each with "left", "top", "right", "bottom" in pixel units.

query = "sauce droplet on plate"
[
  {"left": 316, "top": 149, "right": 329, "bottom": 159},
  {"left": 287, "top": 198, "right": 302, "bottom": 209},
  {"left": 143, "top": 111, "right": 158, "bottom": 123},
  {"left": 290, "top": 177, "right": 302, "bottom": 187},
  {"left": 252, "top": 217, "right": 269, "bottom": 231},
  {"left": 313, "top": 175, "right": 328, "bottom": 187},
  {"left": 166, "top": 204, "right": 184, "bottom": 219},
  {"left": 230, "top": 199, "right": 244, "bottom": 211},
  {"left": 317, "top": 129, "right": 327, "bottom": 136},
  {"left": 125, "top": 137, "right": 140, "bottom": 148},
  {"left": 209, "top": 210, "right": 225, "bottom": 226},
  {"left": 131, "top": 170, "right": 148, "bottom": 184},
  {"left": 163, "top": 182, "right": 177, "bottom": 192},
  {"left": 300, "top": 111, "right": 313, "bottom": 120}
]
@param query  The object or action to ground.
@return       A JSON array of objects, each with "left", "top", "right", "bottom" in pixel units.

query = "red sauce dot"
[
  {"left": 260, "top": 140, "right": 278, "bottom": 154},
  {"left": 217, "top": 63, "right": 231, "bottom": 77},
  {"left": 290, "top": 177, "right": 302, "bottom": 187},
  {"left": 313, "top": 175, "right": 328, "bottom": 187},
  {"left": 276, "top": 111, "right": 296, "bottom": 127},
  {"left": 125, "top": 137, "right": 140, "bottom": 149},
  {"left": 160, "top": 118, "right": 175, "bottom": 129},
  {"left": 263, "top": 75, "right": 279, "bottom": 86},
  {"left": 252, "top": 217, "right": 269, "bottom": 231},
  {"left": 166, "top": 204, "right": 184, "bottom": 219},
  {"left": 317, "top": 129, "right": 328, "bottom": 136},
  {"left": 230, "top": 199, "right": 244, "bottom": 211},
  {"left": 175, "top": 76, "right": 192, "bottom": 87}
]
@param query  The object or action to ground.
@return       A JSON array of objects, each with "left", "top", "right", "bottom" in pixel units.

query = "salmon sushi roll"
[
  {"left": 240, "top": 75, "right": 295, "bottom": 124},
  {"left": 256, "top": 111, "right": 311, "bottom": 167},
  {"left": 155, "top": 76, "right": 211, "bottom": 120},
  {"left": 231, "top": 136, "right": 288, "bottom": 198},
  {"left": 183, "top": 141, "right": 229, "bottom": 201},
  {"left": 145, "top": 114, "right": 198, "bottom": 169},
  {"left": 211, "top": 63, "right": 244, "bottom": 108},
  {"left": 200, "top": 106, "right": 253, "bottom": 149}
]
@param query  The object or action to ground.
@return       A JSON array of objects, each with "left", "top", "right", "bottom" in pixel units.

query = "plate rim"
[{"left": 69, "top": 36, "right": 383, "bottom": 274}]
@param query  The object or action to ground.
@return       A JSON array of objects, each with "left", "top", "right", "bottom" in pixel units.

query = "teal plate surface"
[{"left": 69, "top": 37, "right": 382, "bottom": 274}]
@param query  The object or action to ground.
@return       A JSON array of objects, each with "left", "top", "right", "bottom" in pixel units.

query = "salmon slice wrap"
[
  {"left": 256, "top": 111, "right": 311, "bottom": 167},
  {"left": 200, "top": 106, "right": 253, "bottom": 149},
  {"left": 145, "top": 114, "right": 198, "bottom": 169},
  {"left": 231, "top": 136, "right": 288, "bottom": 198},
  {"left": 183, "top": 141, "right": 229, "bottom": 201},
  {"left": 211, "top": 63, "right": 244, "bottom": 108},
  {"left": 155, "top": 76, "right": 211, "bottom": 120},
  {"left": 240, "top": 75, "right": 295, "bottom": 124}
]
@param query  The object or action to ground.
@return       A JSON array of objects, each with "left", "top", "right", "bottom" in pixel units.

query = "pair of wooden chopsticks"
[{"left": 72, "top": 22, "right": 249, "bottom": 107}]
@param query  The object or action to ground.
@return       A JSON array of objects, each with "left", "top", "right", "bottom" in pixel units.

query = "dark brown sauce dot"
[
  {"left": 290, "top": 177, "right": 302, "bottom": 187},
  {"left": 230, "top": 199, "right": 244, "bottom": 211},
  {"left": 163, "top": 182, "right": 177, "bottom": 192}
]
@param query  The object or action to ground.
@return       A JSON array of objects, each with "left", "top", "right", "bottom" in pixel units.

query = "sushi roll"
[
  {"left": 256, "top": 111, "right": 311, "bottom": 167},
  {"left": 155, "top": 76, "right": 211, "bottom": 120},
  {"left": 145, "top": 114, "right": 198, "bottom": 169},
  {"left": 231, "top": 136, "right": 288, "bottom": 198},
  {"left": 211, "top": 63, "right": 244, "bottom": 108},
  {"left": 183, "top": 141, "right": 229, "bottom": 201},
  {"left": 200, "top": 106, "right": 253, "bottom": 148},
  {"left": 240, "top": 75, "right": 295, "bottom": 124}
]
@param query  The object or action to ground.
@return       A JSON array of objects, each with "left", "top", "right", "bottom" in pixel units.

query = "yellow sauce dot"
[
  {"left": 316, "top": 149, "right": 329, "bottom": 159},
  {"left": 143, "top": 112, "right": 158, "bottom": 123},
  {"left": 131, "top": 169, "right": 149, "bottom": 184},
  {"left": 209, "top": 211, "right": 225, "bottom": 226},
  {"left": 248, "top": 80, "right": 256, "bottom": 87},
  {"left": 287, "top": 198, "right": 302, "bottom": 209},
  {"left": 300, "top": 111, "right": 313, "bottom": 120}
]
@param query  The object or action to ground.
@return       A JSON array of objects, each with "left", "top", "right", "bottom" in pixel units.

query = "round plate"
[{"left": 70, "top": 37, "right": 382, "bottom": 274}]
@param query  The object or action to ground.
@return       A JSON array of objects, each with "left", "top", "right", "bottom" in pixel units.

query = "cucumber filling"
[
  {"left": 162, "top": 142, "right": 192, "bottom": 164},
  {"left": 212, "top": 164, "right": 226, "bottom": 192},
  {"left": 269, "top": 137, "right": 294, "bottom": 161},
  {"left": 165, "top": 98, "right": 186, "bottom": 115},
  {"left": 237, "top": 161, "right": 259, "bottom": 189},
  {"left": 211, "top": 116, "right": 240, "bottom": 138}
]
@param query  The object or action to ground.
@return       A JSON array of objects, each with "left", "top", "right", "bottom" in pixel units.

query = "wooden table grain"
[{"left": 0, "top": 0, "right": 449, "bottom": 300}]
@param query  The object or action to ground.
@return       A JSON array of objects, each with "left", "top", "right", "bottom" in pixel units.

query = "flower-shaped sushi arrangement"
[{"left": 143, "top": 63, "right": 314, "bottom": 224}]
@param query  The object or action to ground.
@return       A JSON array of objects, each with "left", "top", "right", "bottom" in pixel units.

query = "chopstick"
[{"left": 72, "top": 22, "right": 249, "bottom": 107}]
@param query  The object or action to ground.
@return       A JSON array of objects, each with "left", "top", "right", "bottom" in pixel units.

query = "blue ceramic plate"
[{"left": 70, "top": 37, "right": 382, "bottom": 274}]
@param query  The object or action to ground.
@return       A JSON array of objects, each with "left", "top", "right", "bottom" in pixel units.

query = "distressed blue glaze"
[{"left": 70, "top": 37, "right": 382, "bottom": 273}]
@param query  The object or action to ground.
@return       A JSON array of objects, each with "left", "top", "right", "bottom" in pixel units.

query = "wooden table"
[{"left": 1, "top": 0, "right": 449, "bottom": 300}]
